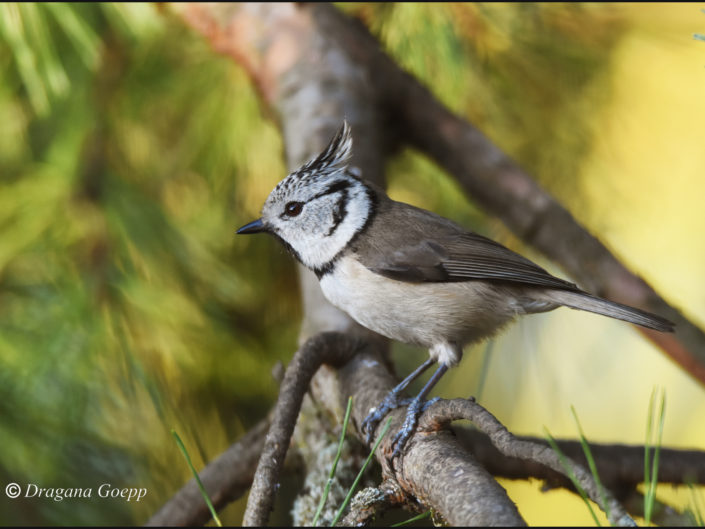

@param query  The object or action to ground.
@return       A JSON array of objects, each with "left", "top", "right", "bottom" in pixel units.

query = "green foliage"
[
  {"left": 312, "top": 396, "right": 354, "bottom": 527},
  {"left": 0, "top": 3, "right": 295, "bottom": 525},
  {"left": 570, "top": 406, "right": 611, "bottom": 523},
  {"left": 332, "top": 417, "right": 392, "bottom": 526},
  {"left": 171, "top": 430, "right": 222, "bottom": 527},
  {"left": 644, "top": 388, "right": 666, "bottom": 525},
  {"left": 687, "top": 483, "right": 705, "bottom": 526},
  {"left": 391, "top": 510, "right": 431, "bottom": 527},
  {"left": 544, "top": 426, "right": 602, "bottom": 526}
]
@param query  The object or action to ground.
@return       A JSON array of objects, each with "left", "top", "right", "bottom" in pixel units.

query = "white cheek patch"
[{"left": 287, "top": 180, "right": 371, "bottom": 270}]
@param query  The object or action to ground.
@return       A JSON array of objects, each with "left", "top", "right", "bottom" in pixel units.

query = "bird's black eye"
[{"left": 285, "top": 201, "right": 304, "bottom": 217}]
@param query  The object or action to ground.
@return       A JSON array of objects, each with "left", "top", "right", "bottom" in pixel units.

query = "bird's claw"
[
  {"left": 362, "top": 390, "right": 442, "bottom": 457},
  {"left": 361, "top": 392, "right": 406, "bottom": 444},
  {"left": 389, "top": 396, "right": 441, "bottom": 457}
]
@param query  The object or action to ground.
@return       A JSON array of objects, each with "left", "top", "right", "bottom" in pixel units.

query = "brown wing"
[{"left": 356, "top": 198, "right": 578, "bottom": 290}]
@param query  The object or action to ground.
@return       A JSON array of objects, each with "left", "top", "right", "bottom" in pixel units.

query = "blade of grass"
[
  {"left": 687, "top": 483, "right": 705, "bottom": 526},
  {"left": 544, "top": 426, "right": 601, "bottom": 526},
  {"left": 391, "top": 510, "right": 431, "bottom": 527},
  {"left": 312, "top": 396, "right": 354, "bottom": 527},
  {"left": 171, "top": 429, "right": 223, "bottom": 528},
  {"left": 644, "top": 388, "right": 665, "bottom": 525},
  {"left": 331, "top": 417, "right": 393, "bottom": 526},
  {"left": 644, "top": 390, "right": 655, "bottom": 501},
  {"left": 45, "top": 3, "right": 99, "bottom": 70},
  {"left": 570, "top": 406, "right": 610, "bottom": 523},
  {"left": 0, "top": 3, "right": 49, "bottom": 114},
  {"left": 19, "top": 3, "right": 69, "bottom": 97}
]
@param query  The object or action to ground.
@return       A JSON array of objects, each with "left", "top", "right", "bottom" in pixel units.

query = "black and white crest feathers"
[{"left": 293, "top": 121, "right": 352, "bottom": 180}]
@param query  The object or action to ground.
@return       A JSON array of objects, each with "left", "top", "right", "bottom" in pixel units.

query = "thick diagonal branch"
[
  {"left": 331, "top": 346, "right": 528, "bottom": 526},
  {"left": 240, "top": 331, "right": 527, "bottom": 526},
  {"left": 243, "top": 332, "right": 362, "bottom": 526}
]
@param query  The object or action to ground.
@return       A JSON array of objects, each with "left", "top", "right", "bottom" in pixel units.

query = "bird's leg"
[
  {"left": 390, "top": 363, "right": 449, "bottom": 458},
  {"left": 361, "top": 357, "right": 436, "bottom": 443}
]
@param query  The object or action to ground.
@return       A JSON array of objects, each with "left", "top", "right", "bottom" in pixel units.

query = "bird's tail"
[{"left": 536, "top": 290, "right": 674, "bottom": 332}]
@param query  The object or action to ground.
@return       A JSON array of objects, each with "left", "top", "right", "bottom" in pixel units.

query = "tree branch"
[
  {"left": 454, "top": 427, "right": 705, "bottom": 490},
  {"left": 339, "top": 484, "right": 399, "bottom": 526},
  {"left": 335, "top": 350, "right": 526, "bottom": 526},
  {"left": 245, "top": 331, "right": 528, "bottom": 526},
  {"left": 419, "top": 399, "right": 635, "bottom": 526},
  {"left": 243, "top": 332, "right": 363, "bottom": 526},
  {"left": 144, "top": 404, "right": 705, "bottom": 526},
  {"left": 145, "top": 417, "right": 269, "bottom": 526}
]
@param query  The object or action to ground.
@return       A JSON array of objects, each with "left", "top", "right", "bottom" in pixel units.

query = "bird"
[{"left": 237, "top": 121, "right": 675, "bottom": 456}]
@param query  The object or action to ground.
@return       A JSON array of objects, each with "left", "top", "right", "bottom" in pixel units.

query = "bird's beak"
[{"left": 236, "top": 218, "right": 267, "bottom": 235}]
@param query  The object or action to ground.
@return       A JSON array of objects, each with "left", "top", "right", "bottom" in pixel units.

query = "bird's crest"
[{"left": 291, "top": 121, "right": 352, "bottom": 181}]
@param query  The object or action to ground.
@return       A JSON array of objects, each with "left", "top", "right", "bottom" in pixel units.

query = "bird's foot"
[
  {"left": 390, "top": 396, "right": 441, "bottom": 458},
  {"left": 361, "top": 391, "right": 406, "bottom": 444}
]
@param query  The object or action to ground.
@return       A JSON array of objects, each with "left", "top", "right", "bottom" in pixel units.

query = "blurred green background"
[{"left": 0, "top": 3, "right": 703, "bottom": 526}]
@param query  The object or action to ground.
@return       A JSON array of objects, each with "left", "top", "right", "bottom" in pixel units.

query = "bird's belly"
[{"left": 320, "top": 256, "right": 519, "bottom": 348}]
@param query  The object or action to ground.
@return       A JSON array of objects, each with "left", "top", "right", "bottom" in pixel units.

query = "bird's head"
[{"left": 237, "top": 121, "right": 375, "bottom": 274}]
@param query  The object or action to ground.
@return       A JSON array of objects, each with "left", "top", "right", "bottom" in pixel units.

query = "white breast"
[{"left": 319, "top": 255, "right": 522, "bottom": 365}]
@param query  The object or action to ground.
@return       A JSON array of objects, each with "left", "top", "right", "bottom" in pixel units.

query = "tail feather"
[{"left": 537, "top": 290, "right": 675, "bottom": 332}]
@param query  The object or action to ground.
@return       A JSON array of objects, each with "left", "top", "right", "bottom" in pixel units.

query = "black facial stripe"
[
  {"left": 279, "top": 180, "right": 352, "bottom": 222},
  {"left": 313, "top": 181, "right": 378, "bottom": 279},
  {"left": 313, "top": 180, "right": 351, "bottom": 201},
  {"left": 325, "top": 191, "right": 348, "bottom": 237},
  {"left": 311, "top": 180, "right": 351, "bottom": 237}
]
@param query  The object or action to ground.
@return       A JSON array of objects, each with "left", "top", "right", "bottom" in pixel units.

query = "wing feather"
[{"left": 358, "top": 199, "right": 577, "bottom": 291}]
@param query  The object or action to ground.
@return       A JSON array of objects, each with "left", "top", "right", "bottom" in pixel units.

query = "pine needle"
[
  {"left": 644, "top": 388, "right": 665, "bottom": 526},
  {"left": 391, "top": 510, "right": 432, "bottom": 527},
  {"left": 313, "top": 396, "right": 354, "bottom": 527},
  {"left": 571, "top": 406, "right": 610, "bottom": 523},
  {"left": 171, "top": 429, "right": 222, "bottom": 527},
  {"left": 545, "top": 427, "right": 601, "bottom": 526},
  {"left": 332, "top": 417, "right": 392, "bottom": 526}
]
